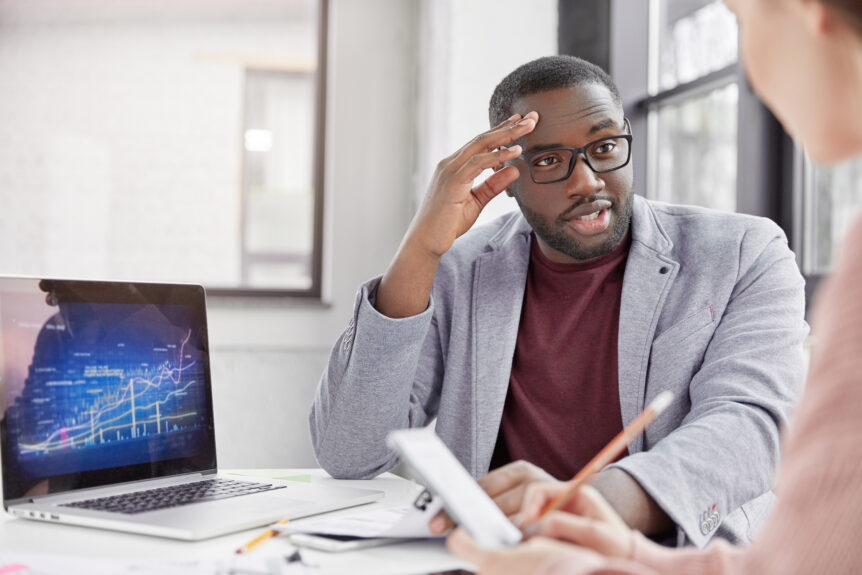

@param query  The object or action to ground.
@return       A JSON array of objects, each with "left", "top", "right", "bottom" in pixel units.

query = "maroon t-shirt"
[{"left": 490, "top": 232, "right": 631, "bottom": 480}]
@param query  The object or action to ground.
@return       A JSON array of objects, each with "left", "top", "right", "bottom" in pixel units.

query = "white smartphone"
[
  {"left": 387, "top": 429, "right": 523, "bottom": 549},
  {"left": 287, "top": 533, "right": 400, "bottom": 552}
]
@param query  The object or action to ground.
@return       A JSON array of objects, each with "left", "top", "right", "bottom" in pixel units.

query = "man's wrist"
[
  {"left": 374, "top": 236, "right": 442, "bottom": 319},
  {"left": 591, "top": 468, "right": 674, "bottom": 536},
  {"left": 400, "top": 230, "right": 447, "bottom": 264}
]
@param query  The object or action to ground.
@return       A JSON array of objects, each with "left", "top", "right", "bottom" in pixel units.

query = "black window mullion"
[{"left": 735, "top": 67, "right": 785, "bottom": 222}]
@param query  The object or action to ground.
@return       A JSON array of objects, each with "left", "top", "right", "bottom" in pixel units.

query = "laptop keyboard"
[{"left": 61, "top": 478, "right": 286, "bottom": 515}]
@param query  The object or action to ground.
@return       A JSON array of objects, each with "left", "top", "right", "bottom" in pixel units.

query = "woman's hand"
[
  {"left": 520, "top": 484, "right": 634, "bottom": 559},
  {"left": 447, "top": 527, "right": 608, "bottom": 575}
]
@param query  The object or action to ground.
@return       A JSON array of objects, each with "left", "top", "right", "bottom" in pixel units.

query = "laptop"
[{"left": 0, "top": 277, "right": 383, "bottom": 540}]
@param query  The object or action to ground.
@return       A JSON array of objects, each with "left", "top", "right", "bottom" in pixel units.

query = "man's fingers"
[
  {"left": 492, "top": 112, "right": 522, "bottom": 129},
  {"left": 476, "top": 462, "right": 531, "bottom": 497},
  {"left": 429, "top": 509, "right": 455, "bottom": 535},
  {"left": 477, "top": 462, "right": 529, "bottom": 497},
  {"left": 478, "top": 460, "right": 547, "bottom": 498},
  {"left": 491, "top": 484, "right": 530, "bottom": 517},
  {"left": 453, "top": 145, "right": 522, "bottom": 185},
  {"left": 520, "top": 482, "right": 564, "bottom": 524},
  {"left": 471, "top": 166, "right": 519, "bottom": 207},
  {"left": 456, "top": 111, "right": 537, "bottom": 162}
]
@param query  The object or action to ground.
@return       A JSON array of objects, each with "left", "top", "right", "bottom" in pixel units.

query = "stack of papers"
[{"left": 275, "top": 499, "right": 444, "bottom": 539}]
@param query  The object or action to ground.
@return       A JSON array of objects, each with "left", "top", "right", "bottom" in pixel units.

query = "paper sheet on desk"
[
  {"left": 275, "top": 498, "right": 445, "bottom": 539},
  {"left": 0, "top": 552, "right": 316, "bottom": 575}
]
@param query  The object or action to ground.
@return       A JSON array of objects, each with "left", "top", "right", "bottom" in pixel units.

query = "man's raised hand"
[
  {"left": 407, "top": 111, "right": 538, "bottom": 258},
  {"left": 375, "top": 112, "right": 537, "bottom": 319}
]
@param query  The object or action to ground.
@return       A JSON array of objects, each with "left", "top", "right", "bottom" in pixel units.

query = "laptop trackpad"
[{"left": 144, "top": 491, "right": 314, "bottom": 532}]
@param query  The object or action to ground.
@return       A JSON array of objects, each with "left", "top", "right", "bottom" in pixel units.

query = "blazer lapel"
[
  {"left": 618, "top": 197, "right": 678, "bottom": 453},
  {"left": 471, "top": 219, "right": 531, "bottom": 476}
]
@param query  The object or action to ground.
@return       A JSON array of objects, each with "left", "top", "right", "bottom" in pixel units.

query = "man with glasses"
[{"left": 310, "top": 56, "right": 806, "bottom": 547}]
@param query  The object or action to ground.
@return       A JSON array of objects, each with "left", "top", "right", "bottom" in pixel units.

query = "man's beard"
[{"left": 517, "top": 193, "right": 633, "bottom": 261}]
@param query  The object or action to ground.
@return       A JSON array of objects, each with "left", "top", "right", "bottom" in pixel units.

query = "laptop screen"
[{"left": 0, "top": 278, "right": 217, "bottom": 503}]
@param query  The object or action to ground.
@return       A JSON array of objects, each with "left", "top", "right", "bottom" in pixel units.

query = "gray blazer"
[{"left": 310, "top": 196, "right": 808, "bottom": 548}]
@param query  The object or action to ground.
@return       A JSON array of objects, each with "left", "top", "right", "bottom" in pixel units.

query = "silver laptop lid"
[{"left": 0, "top": 278, "right": 218, "bottom": 507}]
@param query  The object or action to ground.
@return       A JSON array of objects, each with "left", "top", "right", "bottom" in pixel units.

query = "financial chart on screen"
[{"left": 4, "top": 302, "right": 211, "bottom": 479}]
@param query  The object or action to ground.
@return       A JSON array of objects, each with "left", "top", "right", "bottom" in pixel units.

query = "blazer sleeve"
[
  {"left": 606, "top": 227, "right": 808, "bottom": 548},
  {"left": 308, "top": 277, "right": 444, "bottom": 479}
]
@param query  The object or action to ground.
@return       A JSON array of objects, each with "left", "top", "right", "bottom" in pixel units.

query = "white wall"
[{"left": 415, "top": 0, "right": 559, "bottom": 224}]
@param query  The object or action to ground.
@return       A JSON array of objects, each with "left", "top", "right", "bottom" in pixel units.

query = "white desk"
[{"left": 0, "top": 469, "right": 473, "bottom": 575}]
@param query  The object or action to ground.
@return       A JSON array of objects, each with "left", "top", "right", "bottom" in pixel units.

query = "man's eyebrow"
[
  {"left": 587, "top": 118, "right": 620, "bottom": 136},
  {"left": 522, "top": 142, "right": 566, "bottom": 155},
  {"left": 518, "top": 118, "right": 623, "bottom": 154}
]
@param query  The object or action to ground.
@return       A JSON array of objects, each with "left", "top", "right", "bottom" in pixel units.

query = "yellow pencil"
[
  {"left": 235, "top": 519, "right": 290, "bottom": 554},
  {"left": 536, "top": 390, "right": 674, "bottom": 520}
]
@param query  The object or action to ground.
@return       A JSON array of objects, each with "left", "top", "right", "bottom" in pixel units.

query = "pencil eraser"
[{"left": 649, "top": 391, "right": 674, "bottom": 415}]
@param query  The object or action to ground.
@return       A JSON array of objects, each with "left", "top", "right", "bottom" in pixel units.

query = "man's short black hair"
[{"left": 489, "top": 55, "right": 622, "bottom": 127}]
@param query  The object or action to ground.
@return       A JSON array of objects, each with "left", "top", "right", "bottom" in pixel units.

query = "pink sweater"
[{"left": 542, "top": 214, "right": 862, "bottom": 575}]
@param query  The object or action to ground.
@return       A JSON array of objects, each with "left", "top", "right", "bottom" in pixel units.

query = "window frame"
[
  {"left": 208, "top": 0, "right": 328, "bottom": 298},
  {"left": 600, "top": 0, "right": 817, "bottom": 307},
  {"left": 614, "top": 0, "right": 786, "bottom": 222}
]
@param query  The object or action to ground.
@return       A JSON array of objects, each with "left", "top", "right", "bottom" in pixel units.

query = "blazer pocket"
[
  {"left": 651, "top": 306, "right": 715, "bottom": 350},
  {"left": 647, "top": 307, "right": 716, "bottom": 397}
]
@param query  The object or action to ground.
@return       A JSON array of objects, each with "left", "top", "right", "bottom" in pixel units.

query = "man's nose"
[{"left": 564, "top": 154, "right": 604, "bottom": 198}]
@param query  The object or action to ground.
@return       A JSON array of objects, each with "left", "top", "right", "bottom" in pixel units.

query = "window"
[
  {"left": 605, "top": 0, "right": 851, "bottom": 307},
  {"left": 653, "top": 83, "right": 738, "bottom": 211},
  {"left": 0, "top": 0, "right": 326, "bottom": 296},
  {"left": 242, "top": 69, "right": 318, "bottom": 290},
  {"left": 655, "top": 0, "right": 737, "bottom": 91},
  {"left": 803, "top": 158, "right": 862, "bottom": 274},
  {"left": 579, "top": 0, "right": 862, "bottom": 313},
  {"left": 646, "top": 0, "right": 739, "bottom": 211},
  {"left": 605, "top": 0, "right": 786, "bottom": 221}
]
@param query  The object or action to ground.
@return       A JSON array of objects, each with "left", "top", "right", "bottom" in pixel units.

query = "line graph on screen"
[{"left": 17, "top": 329, "right": 206, "bottom": 455}]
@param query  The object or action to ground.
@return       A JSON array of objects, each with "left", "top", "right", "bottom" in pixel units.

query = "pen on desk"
[
  {"left": 532, "top": 390, "right": 674, "bottom": 522},
  {"left": 235, "top": 519, "right": 290, "bottom": 554}
]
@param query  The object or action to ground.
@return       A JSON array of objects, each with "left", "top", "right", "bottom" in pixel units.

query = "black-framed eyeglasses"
[{"left": 518, "top": 118, "right": 633, "bottom": 184}]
